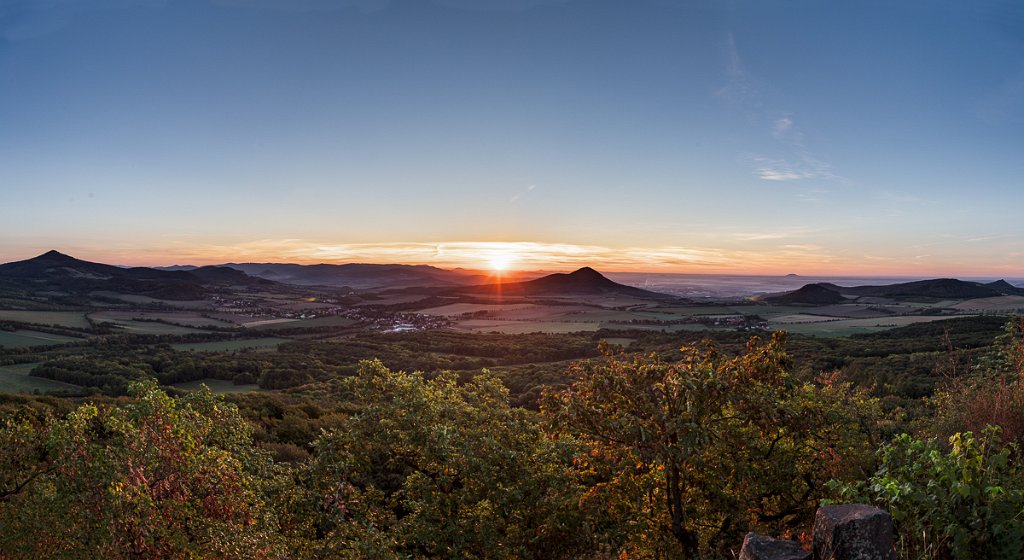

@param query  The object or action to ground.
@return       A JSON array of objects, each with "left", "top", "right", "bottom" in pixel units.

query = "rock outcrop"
[
  {"left": 812, "top": 505, "right": 895, "bottom": 560},
  {"left": 740, "top": 504, "right": 895, "bottom": 560},
  {"left": 739, "top": 532, "right": 811, "bottom": 560}
]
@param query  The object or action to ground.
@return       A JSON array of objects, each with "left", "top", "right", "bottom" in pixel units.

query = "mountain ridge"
[
  {"left": 453, "top": 266, "right": 671, "bottom": 299},
  {"left": 0, "top": 251, "right": 272, "bottom": 300},
  {"left": 765, "top": 277, "right": 1024, "bottom": 304}
]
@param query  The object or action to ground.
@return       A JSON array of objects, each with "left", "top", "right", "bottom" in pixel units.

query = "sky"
[{"left": 1, "top": 0, "right": 1022, "bottom": 275}]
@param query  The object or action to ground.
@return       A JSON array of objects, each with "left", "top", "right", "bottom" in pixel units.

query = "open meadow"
[
  {"left": 0, "top": 330, "right": 81, "bottom": 348},
  {"left": 171, "top": 378, "right": 262, "bottom": 393},
  {"left": 0, "top": 310, "right": 91, "bottom": 329},
  {"left": 0, "top": 363, "right": 81, "bottom": 393}
]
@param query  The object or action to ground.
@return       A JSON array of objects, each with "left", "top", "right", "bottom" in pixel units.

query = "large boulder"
[
  {"left": 739, "top": 532, "right": 811, "bottom": 560},
  {"left": 813, "top": 505, "right": 895, "bottom": 560}
]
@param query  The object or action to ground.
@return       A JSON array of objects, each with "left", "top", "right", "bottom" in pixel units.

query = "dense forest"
[{"left": 1, "top": 317, "right": 1023, "bottom": 558}]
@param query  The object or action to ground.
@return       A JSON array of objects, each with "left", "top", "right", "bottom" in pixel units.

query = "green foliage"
[
  {"left": 831, "top": 429, "right": 1024, "bottom": 560},
  {"left": 0, "top": 380, "right": 284, "bottom": 559},
  {"left": 986, "top": 315, "right": 1024, "bottom": 376},
  {"left": 542, "top": 334, "right": 880, "bottom": 559},
  {"left": 930, "top": 317, "right": 1024, "bottom": 444},
  {"left": 293, "top": 360, "right": 598, "bottom": 559}
]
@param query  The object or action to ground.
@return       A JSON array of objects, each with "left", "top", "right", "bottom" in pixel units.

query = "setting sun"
[{"left": 488, "top": 253, "right": 515, "bottom": 271}]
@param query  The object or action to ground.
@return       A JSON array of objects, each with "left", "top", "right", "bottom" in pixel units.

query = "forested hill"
[
  {"left": 766, "top": 277, "right": 1024, "bottom": 304},
  {"left": 0, "top": 250, "right": 273, "bottom": 299},
  {"left": 453, "top": 266, "right": 673, "bottom": 299}
]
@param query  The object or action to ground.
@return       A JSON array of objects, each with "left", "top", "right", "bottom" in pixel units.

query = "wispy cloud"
[
  {"left": 772, "top": 116, "right": 793, "bottom": 137},
  {"left": 509, "top": 184, "right": 536, "bottom": 203},
  {"left": 732, "top": 227, "right": 820, "bottom": 242},
  {"left": 751, "top": 153, "right": 839, "bottom": 182},
  {"left": 715, "top": 32, "right": 758, "bottom": 106},
  {"left": 966, "top": 234, "right": 1005, "bottom": 243},
  {"left": 796, "top": 188, "right": 828, "bottom": 203},
  {"left": 717, "top": 34, "right": 844, "bottom": 186},
  {"left": 128, "top": 238, "right": 846, "bottom": 274}
]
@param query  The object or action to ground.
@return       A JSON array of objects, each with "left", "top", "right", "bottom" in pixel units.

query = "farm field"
[
  {"left": 770, "top": 315, "right": 973, "bottom": 337},
  {"left": 90, "top": 291, "right": 212, "bottom": 309},
  {"left": 89, "top": 310, "right": 235, "bottom": 328},
  {"left": 0, "top": 330, "right": 81, "bottom": 348},
  {"left": 653, "top": 304, "right": 768, "bottom": 316},
  {"left": 242, "top": 318, "right": 300, "bottom": 328},
  {"left": 248, "top": 316, "right": 357, "bottom": 330},
  {"left": 94, "top": 318, "right": 209, "bottom": 335},
  {"left": 416, "top": 302, "right": 540, "bottom": 316},
  {"left": 0, "top": 310, "right": 91, "bottom": 328},
  {"left": 0, "top": 363, "right": 81, "bottom": 393},
  {"left": 951, "top": 295, "right": 1024, "bottom": 313},
  {"left": 172, "top": 338, "right": 289, "bottom": 352},
  {"left": 457, "top": 319, "right": 603, "bottom": 334},
  {"left": 171, "top": 378, "right": 261, "bottom": 394}
]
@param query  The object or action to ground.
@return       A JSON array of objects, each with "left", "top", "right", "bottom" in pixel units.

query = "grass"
[
  {"left": 0, "top": 330, "right": 81, "bottom": 348},
  {"left": 90, "top": 291, "right": 211, "bottom": 309},
  {"left": 0, "top": 310, "right": 91, "bottom": 328},
  {"left": 952, "top": 296, "right": 1024, "bottom": 313},
  {"left": 0, "top": 364, "right": 81, "bottom": 393},
  {"left": 92, "top": 311, "right": 234, "bottom": 328},
  {"left": 172, "top": 338, "right": 289, "bottom": 352},
  {"left": 459, "top": 320, "right": 602, "bottom": 334},
  {"left": 416, "top": 303, "right": 539, "bottom": 316},
  {"left": 99, "top": 319, "right": 208, "bottom": 336},
  {"left": 773, "top": 315, "right": 972, "bottom": 337},
  {"left": 248, "top": 316, "right": 357, "bottom": 331},
  {"left": 171, "top": 378, "right": 261, "bottom": 394}
]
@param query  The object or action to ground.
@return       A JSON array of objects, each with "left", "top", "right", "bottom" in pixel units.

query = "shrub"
[{"left": 831, "top": 428, "right": 1024, "bottom": 560}]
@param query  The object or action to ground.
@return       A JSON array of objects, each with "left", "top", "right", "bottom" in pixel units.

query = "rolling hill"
[
  {"left": 765, "top": 277, "right": 1024, "bottom": 304},
  {"left": 0, "top": 251, "right": 272, "bottom": 300},
  {"left": 454, "top": 267, "right": 671, "bottom": 299},
  {"left": 217, "top": 262, "right": 487, "bottom": 290}
]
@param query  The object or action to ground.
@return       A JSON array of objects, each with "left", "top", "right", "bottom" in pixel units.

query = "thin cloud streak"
[{"left": 110, "top": 239, "right": 849, "bottom": 274}]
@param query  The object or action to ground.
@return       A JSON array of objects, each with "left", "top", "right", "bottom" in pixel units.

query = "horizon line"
[{"left": 3, "top": 247, "right": 1024, "bottom": 281}]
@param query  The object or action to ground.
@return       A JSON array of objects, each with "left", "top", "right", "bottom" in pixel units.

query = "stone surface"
[
  {"left": 739, "top": 532, "right": 811, "bottom": 560},
  {"left": 812, "top": 504, "right": 895, "bottom": 560}
]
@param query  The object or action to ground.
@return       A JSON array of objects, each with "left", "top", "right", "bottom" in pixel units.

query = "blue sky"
[{"left": 1, "top": 0, "right": 1022, "bottom": 274}]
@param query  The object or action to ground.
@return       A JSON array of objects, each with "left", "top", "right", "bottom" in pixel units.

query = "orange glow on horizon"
[{"left": 3, "top": 239, "right": 1023, "bottom": 278}]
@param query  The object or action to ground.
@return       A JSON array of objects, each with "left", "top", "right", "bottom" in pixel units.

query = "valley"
[{"left": 1, "top": 250, "right": 1020, "bottom": 405}]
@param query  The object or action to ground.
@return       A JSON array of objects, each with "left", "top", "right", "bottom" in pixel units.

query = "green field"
[
  {"left": 771, "top": 315, "right": 972, "bottom": 337},
  {"left": 952, "top": 295, "right": 1024, "bottom": 313},
  {"left": 248, "top": 316, "right": 357, "bottom": 331},
  {"left": 99, "top": 319, "right": 208, "bottom": 336},
  {"left": 90, "top": 291, "right": 211, "bottom": 309},
  {"left": 0, "top": 330, "right": 81, "bottom": 348},
  {"left": 417, "top": 302, "right": 540, "bottom": 316},
  {"left": 0, "top": 364, "right": 81, "bottom": 393},
  {"left": 172, "top": 337, "right": 290, "bottom": 352},
  {"left": 460, "top": 320, "right": 602, "bottom": 334},
  {"left": 171, "top": 378, "right": 261, "bottom": 394},
  {"left": 0, "top": 310, "right": 91, "bottom": 328},
  {"left": 91, "top": 310, "right": 235, "bottom": 328}
]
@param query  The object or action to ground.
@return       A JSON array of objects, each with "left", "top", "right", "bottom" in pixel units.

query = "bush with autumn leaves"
[{"left": 1, "top": 322, "right": 1022, "bottom": 559}]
